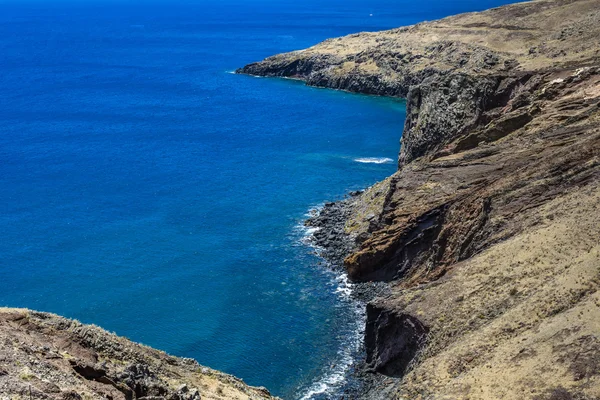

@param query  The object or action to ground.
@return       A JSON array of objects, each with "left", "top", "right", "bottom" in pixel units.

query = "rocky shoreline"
[
  {"left": 1, "top": 1, "right": 599, "bottom": 399},
  {"left": 304, "top": 193, "right": 391, "bottom": 304},
  {"left": 240, "top": 0, "right": 600, "bottom": 398},
  {"left": 303, "top": 193, "right": 396, "bottom": 399}
]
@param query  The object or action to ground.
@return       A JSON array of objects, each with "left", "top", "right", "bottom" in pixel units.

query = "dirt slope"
[
  {"left": 239, "top": 0, "right": 600, "bottom": 398},
  {"left": 0, "top": 308, "right": 275, "bottom": 400}
]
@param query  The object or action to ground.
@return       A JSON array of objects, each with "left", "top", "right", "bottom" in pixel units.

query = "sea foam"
[
  {"left": 294, "top": 206, "right": 365, "bottom": 400},
  {"left": 354, "top": 157, "right": 394, "bottom": 164}
]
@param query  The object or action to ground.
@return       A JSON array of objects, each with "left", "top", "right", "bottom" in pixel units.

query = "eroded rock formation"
[
  {"left": 239, "top": 0, "right": 600, "bottom": 398},
  {"left": 0, "top": 308, "right": 275, "bottom": 400}
]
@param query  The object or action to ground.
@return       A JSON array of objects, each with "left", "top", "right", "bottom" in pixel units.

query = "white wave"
[
  {"left": 294, "top": 205, "right": 366, "bottom": 400},
  {"left": 298, "top": 274, "right": 364, "bottom": 400},
  {"left": 303, "top": 226, "right": 321, "bottom": 236},
  {"left": 334, "top": 274, "right": 353, "bottom": 299},
  {"left": 305, "top": 204, "right": 323, "bottom": 218},
  {"left": 353, "top": 157, "right": 394, "bottom": 164},
  {"left": 298, "top": 334, "right": 361, "bottom": 399},
  {"left": 298, "top": 348, "right": 354, "bottom": 400},
  {"left": 294, "top": 204, "right": 326, "bottom": 248},
  {"left": 294, "top": 222, "right": 323, "bottom": 249}
]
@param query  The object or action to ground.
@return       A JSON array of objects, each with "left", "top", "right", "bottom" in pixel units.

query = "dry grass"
[
  {"left": 345, "top": 177, "right": 392, "bottom": 235},
  {"left": 0, "top": 308, "right": 275, "bottom": 400},
  {"left": 391, "top": 184, "right": 600, "bottom": 399},
  {"left": 273, "top": 0, "right": 600, "bottom": 78}
]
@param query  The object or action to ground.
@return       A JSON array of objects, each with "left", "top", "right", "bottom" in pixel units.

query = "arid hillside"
[
  {"left": 239, "top": 0, "right": 600, "bottom": 398},
  {"left": 0, "top": 308, "right": 275, "bottom": 400}
]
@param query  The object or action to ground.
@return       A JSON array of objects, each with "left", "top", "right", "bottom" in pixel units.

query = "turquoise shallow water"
[{"left": 0, "top": 0, "right": 518, "bottom": 397}]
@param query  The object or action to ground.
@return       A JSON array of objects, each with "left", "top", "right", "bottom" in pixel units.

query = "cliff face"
[
  {"left": 237, "top": 0, "right": 599, "bottom": 165},
  {"left": 238, "top": 0, "right": 600, "bottom": 398},
  {"left": 0, "top": 308, "right": 275, "bottom": 400}
]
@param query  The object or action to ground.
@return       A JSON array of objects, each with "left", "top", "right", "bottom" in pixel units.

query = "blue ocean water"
[{"left": 0, "top": 0, "right": 518, "bottom": 398}]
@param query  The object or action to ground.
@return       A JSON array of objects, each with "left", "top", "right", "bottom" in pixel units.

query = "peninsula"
[
  {"left": 2, "top": 0, "right": 598, "bottom": 399},
  {"left": 239, "top": 0, "right": 600, "bottom": 398}
]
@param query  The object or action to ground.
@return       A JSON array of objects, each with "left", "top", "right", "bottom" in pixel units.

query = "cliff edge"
[
  {"left": 239, "top": 0, "right": 600, "bottom": 398},
  {"left": 0, "top": 308, "right": 275, "bottom": 400}
]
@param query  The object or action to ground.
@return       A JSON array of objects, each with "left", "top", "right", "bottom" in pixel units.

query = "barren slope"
[
  {"left": 0, "top": 308, "right": 275, "bottom": 400},
  {"left": 239, "top": 0, "right": 600, "bottom": 398},
  {"left": 372, "top": 183, "right": 600, "bottom": 399}
]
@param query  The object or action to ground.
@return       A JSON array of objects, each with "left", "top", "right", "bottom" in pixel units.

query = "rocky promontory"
[
  {"left": 239, "top": 0, "right": 600, "bottom": 398},
  {"left": 2, "top": 1, "right": 599, "bottom": 399},
  {"left": 0, "top": 308, "right": 275, "bottom": 400}
]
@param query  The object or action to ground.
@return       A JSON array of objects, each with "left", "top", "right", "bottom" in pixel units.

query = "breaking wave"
[
  {"left": 293, "top": 206, "right": 365, "bottom": 400},
  {"left": 354, "top": 157, "right": 393, "bottom": 164}
]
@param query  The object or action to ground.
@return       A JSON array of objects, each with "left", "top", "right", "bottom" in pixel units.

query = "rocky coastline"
[
  {"left": 2, "top": 1, "right": 599, "bottom": 399},
  {"left": 0, "top": 308, "right": 276, "bottom": 400},
  {"left": 239, "top": 0, "right": 600, "bottom": 398},
  {"left": 302, "top": 194, "right": 393, "bottom": 399},
  {"left": 304, "top": 193, "right": 390, "bottom": 303}
]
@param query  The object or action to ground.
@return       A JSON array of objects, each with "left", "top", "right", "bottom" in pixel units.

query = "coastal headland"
[
  {"left": 240, "top": 0, "right": 600, "bottom": 398},
  {"left": 0, "top": 308, "right": 276, "bottom": 400},
  {"left": 2, "top": 0, "right": 599, "bottom": 399}
]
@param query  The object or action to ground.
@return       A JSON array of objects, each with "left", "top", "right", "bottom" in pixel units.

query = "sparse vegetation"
[{"left": 0, "top": 308, "right": 275, "bottom": 400}]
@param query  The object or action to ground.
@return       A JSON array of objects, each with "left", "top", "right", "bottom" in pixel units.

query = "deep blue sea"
[{"left": 0, "top": 0, "right": 517, "bottom": 398}]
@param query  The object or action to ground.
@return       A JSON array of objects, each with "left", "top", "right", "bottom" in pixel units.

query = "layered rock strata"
[
  {"left": 0, "top": 308, "right": 275, "bottom": 400},
  {"left": 239, "top": 0, "right": 600, "bottom": 398}
]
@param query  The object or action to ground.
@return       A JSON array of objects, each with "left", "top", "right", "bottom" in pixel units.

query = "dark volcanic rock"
[
  {"left": 239, "top": 0, "right": 600, "bottom": 398},
  {"left": 305, "top": 199, "right": 355, "bottom": 267},
  {"left": 304, "top": 198, "right": 391, "bottom": 303},
  {"left": 365, "top": 303, "right": 428, "bottom": 377}
]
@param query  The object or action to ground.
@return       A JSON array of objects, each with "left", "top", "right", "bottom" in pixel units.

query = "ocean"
[{"left": 0, "top": 0, "right": 517, "bottom": 398}]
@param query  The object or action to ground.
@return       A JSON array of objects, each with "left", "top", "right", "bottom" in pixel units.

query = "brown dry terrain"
[
  {"left": 377, "top": 183, "right": 600, "bottom": 399},
  {"left": 239, "top": 0, "right": 600, "bottom": 398},
  {"left": 0, "top": 308, "right": 275, "bottom": 400},
  {"left": 238, "top": 0, "right": 600, "bottom": 86},
  {"left": 1, "top": 1, "right": 598, "bottom": 399}
]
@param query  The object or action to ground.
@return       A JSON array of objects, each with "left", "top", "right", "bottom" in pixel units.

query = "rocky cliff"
[
  {"left": 239, "top": 0, "right": 600, "bottom": 398},
  {"left": 0, "top": 308, "right": 275, "bottom": 400}
]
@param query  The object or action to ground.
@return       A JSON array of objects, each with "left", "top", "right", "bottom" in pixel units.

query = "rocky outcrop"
[
  {"left": 304, "top": 197, "right": 358, "bottom": 267},
  {"left": 0, "top": 308, "right": 275, "bottom": 400},
  {"left": 237, "top": 0, "right": 600, "bottom": 165},
  {"left": 364, "top": 303, "right": 428, "bottom": 378},
  {"left": 240, "top": 0, "right": 600, "bottom": 398}
]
